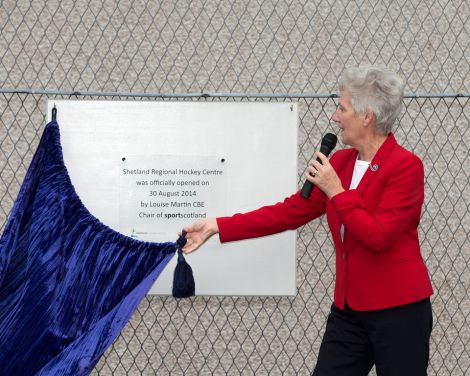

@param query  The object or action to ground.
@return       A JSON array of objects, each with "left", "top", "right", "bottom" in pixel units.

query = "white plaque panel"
[{"left": 47, "top": 100, "right": 298, "bottom": 296}]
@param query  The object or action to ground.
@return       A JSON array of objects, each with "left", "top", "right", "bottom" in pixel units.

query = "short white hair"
[{"left": 339, "top": 66, "right": 405, "bottom": 134}]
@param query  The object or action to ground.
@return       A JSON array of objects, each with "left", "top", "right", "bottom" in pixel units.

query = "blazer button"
[{"left": 342, "top": 253, "right": 347, "bottom": 261}]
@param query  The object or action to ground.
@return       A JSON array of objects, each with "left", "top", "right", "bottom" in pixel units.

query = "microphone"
[{"left": 300, "top": 133, "right": 338, "bottom": 198}]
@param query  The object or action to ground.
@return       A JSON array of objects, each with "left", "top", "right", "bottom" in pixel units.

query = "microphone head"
[{"left": 321, "top": 133, "right": 338, "bottom": 152}]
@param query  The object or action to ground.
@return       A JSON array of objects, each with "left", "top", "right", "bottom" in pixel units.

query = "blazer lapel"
[
  {"left": 356, "top": 133, "right": 397, "bottom": 194},
  {"left": 339, "top": 149, "right": 358, "bottom": 189}
]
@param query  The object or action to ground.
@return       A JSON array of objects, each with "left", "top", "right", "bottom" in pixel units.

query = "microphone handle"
[{"left": 300, "top": 144, "right": 331, "bottom": 199}]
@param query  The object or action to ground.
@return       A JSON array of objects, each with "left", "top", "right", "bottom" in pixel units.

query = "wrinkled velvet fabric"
[{"left": 0, "top": 120, "right": 177, "bottom": 375}]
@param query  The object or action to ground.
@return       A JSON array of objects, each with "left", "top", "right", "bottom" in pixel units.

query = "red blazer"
[{"left": 217, "top": 133, "right": 433, "bottom": 311}]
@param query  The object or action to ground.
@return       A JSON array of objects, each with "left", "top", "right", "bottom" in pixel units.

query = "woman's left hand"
[{"left": 306, "top": 152, "right": 345, "bottom": 199}]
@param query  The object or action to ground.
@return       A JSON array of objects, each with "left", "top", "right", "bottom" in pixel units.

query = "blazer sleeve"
[
  {"left": 217, "top": 184, "right": 327, "bottom": 243},
  {"left": 330, "top": 153, "right": 424, "bottom": 253}
]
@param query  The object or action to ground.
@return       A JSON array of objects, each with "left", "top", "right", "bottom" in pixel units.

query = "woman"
[{"left": 182, "top": 66, "right": 433, "bottom": 376}]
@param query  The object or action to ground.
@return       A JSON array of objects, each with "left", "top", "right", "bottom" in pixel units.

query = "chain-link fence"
[
  {"left": 1, "top": 0, "right": 469, "bottom": 374},
  {"left": 0, "top": 91, "right": 469, "bottom": 375},
  {"left": 1, "top": 0, "right": 469, "bottom": 94}
]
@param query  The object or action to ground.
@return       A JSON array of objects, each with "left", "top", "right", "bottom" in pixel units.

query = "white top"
[
  {"left": 340, "top": 159, "right": 370, "bottom": 241},
  {"left": 350, "top": 159, "right": 370, "bottom": 189}
]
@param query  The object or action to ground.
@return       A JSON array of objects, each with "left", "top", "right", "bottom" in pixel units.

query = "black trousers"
[{"left": 312, "top": 298, "right": 433, "bottom": 376}]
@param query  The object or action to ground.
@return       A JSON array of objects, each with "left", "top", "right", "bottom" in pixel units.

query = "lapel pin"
[{"left": 370, "top": 164, "right": 379, "bottom": 172}]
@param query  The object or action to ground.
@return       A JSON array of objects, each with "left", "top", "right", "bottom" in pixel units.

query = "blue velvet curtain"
[{"left": 0, "top": 121, "right": 177, "bottom": 375}]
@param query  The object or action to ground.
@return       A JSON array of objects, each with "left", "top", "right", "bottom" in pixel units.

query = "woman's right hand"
[{"left": 181, "top": 218, "right": 219, "bottom": 254}]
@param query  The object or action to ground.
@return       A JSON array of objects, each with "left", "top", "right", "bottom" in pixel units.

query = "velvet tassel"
[{"left": 172, "top": 231, "right": 195, "bottom": 298}]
